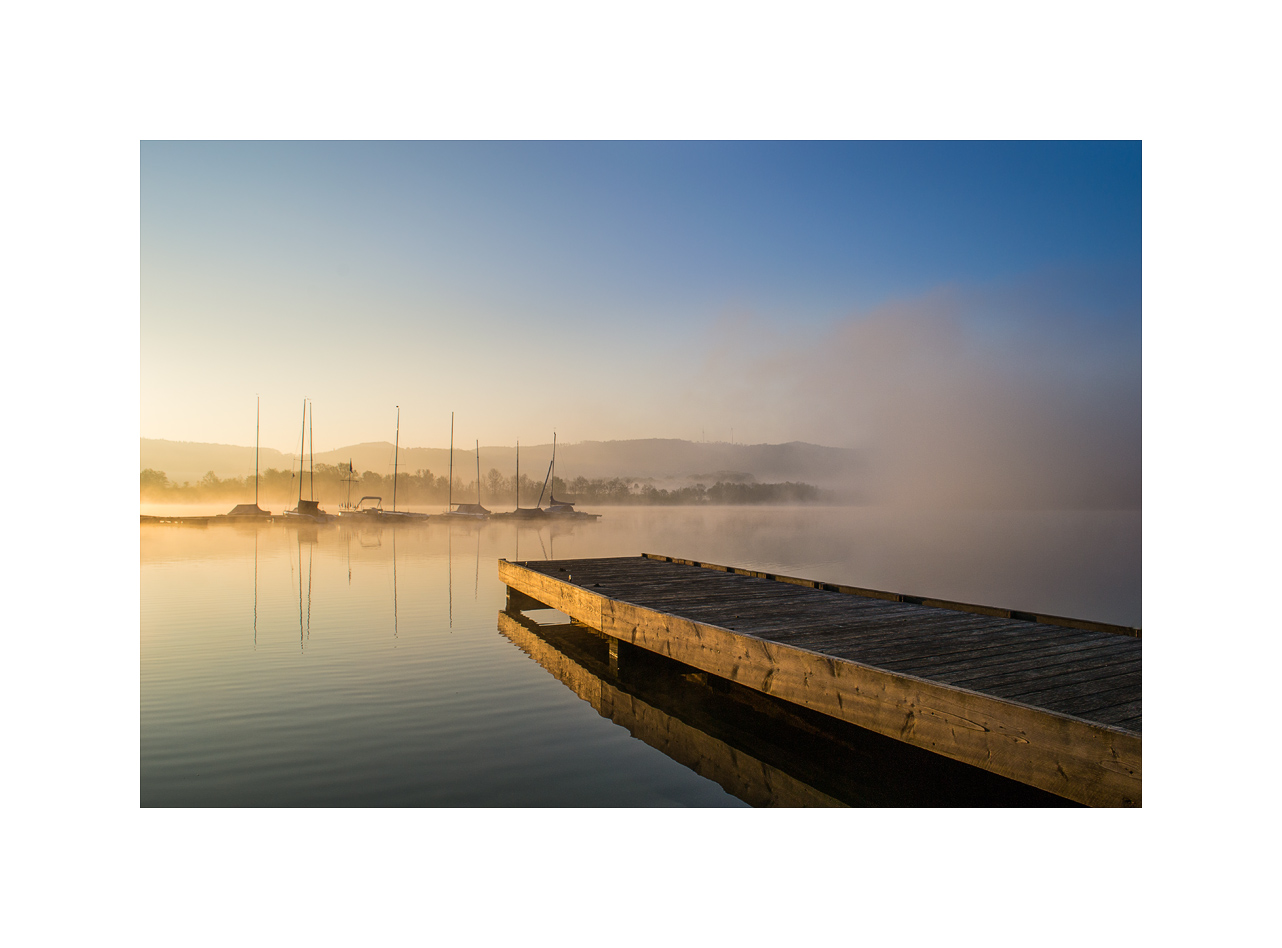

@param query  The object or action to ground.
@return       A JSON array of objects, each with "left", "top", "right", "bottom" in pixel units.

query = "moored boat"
[
  {"left": 222, "top": 503, "right": 272, "bottom": 521},
  {"left": 218, "top": 397, "right": 273, "bottom": 520},
  {"left": 538, "top": 433, "right": 600, "bottom": 521},
  {"left": 379, "top": 406, "right": 430, "bottom": 522},
  {"left": 339, "top": 495, "right": 384, "bottom": 520},
  {"left": 284, "top": 498, "right": 331, "bottom": 522},
  {"left": 490, "top": 438, "right": 545, "bottom": 521},
  {"left": 284, "top": 399, "right": 331, "bottom": 522},
  {"left": 437, "top": 416, "right": 490, "bottom": 521}
]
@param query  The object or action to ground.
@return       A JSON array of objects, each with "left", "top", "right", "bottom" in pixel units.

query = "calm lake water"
[{"left": 140, "top": 506, "right": 1139, "bottom": 806}]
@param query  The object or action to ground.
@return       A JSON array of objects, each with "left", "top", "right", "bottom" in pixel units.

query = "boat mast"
[
  {"left": 255, "top": 395, "right": 260, "bottom": 507},
  {"left": 476, "top": 440, "right": 481, "bottom": 507},
  {"left": 297, "top": 399, "right": 306, "bottom": 506},
  {"left": 308, "top": 400, "right": 314, "bottom": 501},
  {"left": 393, "top": 405, "right": 400, "bottom": 513},
  {"left": 515, "top": 440, "right": 519, "bottom": 509},
  {"left": 448, "top": 412, "right": 454, "bottom": 512},
  {"left": 536, "top": 436, "right": 553, "bottom": 509}
]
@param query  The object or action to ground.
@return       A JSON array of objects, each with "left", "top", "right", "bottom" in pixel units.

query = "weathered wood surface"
[{"left": 499, "top": 554, "right": 1141, "bottom": 807}]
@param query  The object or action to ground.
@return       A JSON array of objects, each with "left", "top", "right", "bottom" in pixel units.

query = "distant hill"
[
  {"left": 141, "top": 439, "right": 295, "bottom": 486},
  {"left": 141, "top": 437, "right": 862, "bottom": 490}
]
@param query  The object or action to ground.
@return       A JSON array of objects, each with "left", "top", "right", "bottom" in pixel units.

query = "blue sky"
[{"left": 141, "top": 140, "right": 1140, "bottom": 498}]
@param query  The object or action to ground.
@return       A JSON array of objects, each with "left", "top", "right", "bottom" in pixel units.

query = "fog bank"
[{"left": 692, "top": 270, "right": 1140, "bottom": 508}]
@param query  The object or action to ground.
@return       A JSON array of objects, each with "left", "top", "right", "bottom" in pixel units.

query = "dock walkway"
[{"left": 499, "top": 553, "right": 1141, "bottom": 806}]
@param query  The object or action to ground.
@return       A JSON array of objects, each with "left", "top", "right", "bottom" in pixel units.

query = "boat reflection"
[
  {"left": 336, "top": 520, "right": 403, "bottom": 638},
  {"left": 295, "top": 526, "right": 314, "bottom": 650},
  {"left": 496, "top": 609, "right": 1077, "bottom": 807}
]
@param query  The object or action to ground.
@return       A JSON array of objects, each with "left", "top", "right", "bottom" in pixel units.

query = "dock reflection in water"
[{"left": 497, "top": 608, "right": 1075, "bottom": 807}]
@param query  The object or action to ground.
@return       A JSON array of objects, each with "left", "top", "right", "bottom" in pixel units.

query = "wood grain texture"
[{"left": 641, "top": 553, "right": 1141, "bottom": 637}]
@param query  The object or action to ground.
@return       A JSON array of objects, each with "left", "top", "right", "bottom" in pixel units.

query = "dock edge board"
[{"left": 499, "top": 558, "right": 1141, "bottom": 807}]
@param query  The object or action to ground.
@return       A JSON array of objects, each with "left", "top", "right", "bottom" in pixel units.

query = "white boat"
[{"left": 339, "top": 495, "right": 384, "bottom": 520}]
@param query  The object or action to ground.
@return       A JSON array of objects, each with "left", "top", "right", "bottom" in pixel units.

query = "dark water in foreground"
[{"left": 140, "top": 506, "right": 1139, "bottom": 806}]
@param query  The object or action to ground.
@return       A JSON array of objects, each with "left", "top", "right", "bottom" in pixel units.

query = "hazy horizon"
[{"left": 142, "top": 432, "right": 848, "bottom": 458}]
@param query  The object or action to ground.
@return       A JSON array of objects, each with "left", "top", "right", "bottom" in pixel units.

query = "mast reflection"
[
  {"left": 336, "top": 521, "right": 403, "bottom": 640},
  {"left": 296, "top": 526, "right": 315, "bottom": 650}
]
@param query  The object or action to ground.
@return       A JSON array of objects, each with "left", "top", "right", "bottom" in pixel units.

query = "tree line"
[{"left": 140, "top": 464, "right": 830, "bottom": 506}]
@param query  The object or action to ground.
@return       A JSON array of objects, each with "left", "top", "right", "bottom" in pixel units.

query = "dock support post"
[
  {"left": 608, "top": 637, "right": 620, "bottom": 677},
  {"left": 506, "top": 586, "right": 546, "bottom": 612}
]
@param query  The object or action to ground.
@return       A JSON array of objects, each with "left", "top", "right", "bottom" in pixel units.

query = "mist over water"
[{"left": 693, "top": 270, "right": 1140, "bottom": 509}]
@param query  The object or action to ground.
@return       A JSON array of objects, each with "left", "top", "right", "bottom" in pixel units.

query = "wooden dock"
[{"left": 499, "top": 553, "right": 1141, "bottom": 807}]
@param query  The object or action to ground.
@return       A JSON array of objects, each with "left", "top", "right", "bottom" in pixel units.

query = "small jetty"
[{"left": 499, "top": 553, "right": 1141, "bottom": 807}]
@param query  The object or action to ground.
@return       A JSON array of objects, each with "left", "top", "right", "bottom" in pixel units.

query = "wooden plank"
[
  {"left": 934, "top": 647, "right": 1140, "bottom": 687},
  {"left": 641, "top": 553, "right": 1141, "bottom": 637},
  {"left": 1000, "top": 664, "right": 1141, "bottom": 704},
  {"left": 893, "top": 640, "right": 1137, "bottom": 684},
  {"left": 1085, "top": 698, "right": 1144, "bottom": 724},
  {"left": 827, "top": 623, "right": 1097, "bottom": 665},
  {"left": 1007, "top": 688, "right": 1144, "bottom": 730},
  {"left": 957, "top": 666, "right": 1141, "bottom": 712},
  {"left": 773, "top": 622, "right": 1113, "bottom": 673},
  {"left": 1104, "top": 706, "right": 1144, "bottom": 732}
]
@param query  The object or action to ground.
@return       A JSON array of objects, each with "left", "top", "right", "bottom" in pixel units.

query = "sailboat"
[
  {"left": 492, "top": 439, "right": 544, "bottom": 521},
  {"left": 438, "top": 413, "right": 489, "bottom": 520},
  {"left": 222, "top": 396, "right": 272, "bottom": 520},
  {"left": 382, "top": 406, "right": 429, "bottom": 522},
  {"left": 450, "top": 439, "right": 490, "bottom": 519},
  {"left": 539, "top": 433, "right": 599, "bottom": 521},
  {"left": 284, "top": 399, "right": 330, "bottom": 522}
]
